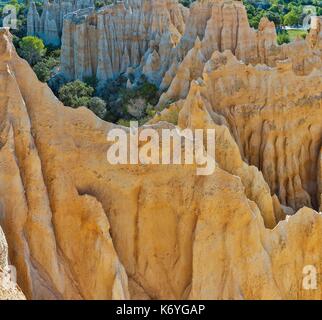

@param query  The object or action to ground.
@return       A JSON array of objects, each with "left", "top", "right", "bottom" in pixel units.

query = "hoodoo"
[
  {"left": 0, "top": 25, "right": 321, "bottom": 299},
  {"left": 27, "top": 0, "right": 97, "bottom": 45},
  {"left": 59, "top": 0, "right": 322, "bottom": 87},
  {"left": 0, "top": 0, "right": 321, "bottom": 301}
]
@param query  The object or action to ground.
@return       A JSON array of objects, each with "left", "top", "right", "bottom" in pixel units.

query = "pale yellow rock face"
[
  {"left": 0, "top": 29, "right": 129, "bottom": 300},
  {"left": 167, "top": 49, "right": 322, "bottom": 214},
  {"left": 176, "top": 78, "right": 322, "bottom": 300},
  {"left": 154, "top": 1, "right": 322, "bottom": 215},
  {"left": 0, "top": 24, "right": 322, "bottom": 301}
]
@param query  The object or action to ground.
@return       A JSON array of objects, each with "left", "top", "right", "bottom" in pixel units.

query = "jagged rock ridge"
[
  {"left": 0, "top": 26, "right": 321, "bottom": 300},
  {"left": 160, "top": 50, "right": 322, "bottom": 211},
  {"left": 59, "top": 0, "right": 322, "bottom": 88}
]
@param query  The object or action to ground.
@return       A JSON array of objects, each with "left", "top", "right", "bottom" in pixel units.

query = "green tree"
[
  {"left": 33, "top": 57, "right": 59, "bottom": 82},
  {"left": 18, "top": 36, "right": 46, "bottom": 66},
  {"left": 264, "top": 11, "right": 282, "bottom": 27},
  {"left": 58, "top": 80, "right": 94, "bottom": 107},
  {"left": 283, "top": 9, "right": 300, "bottom": 26},
  {"left": 277, "top": 31, "right": 290, "bottom": 44}
]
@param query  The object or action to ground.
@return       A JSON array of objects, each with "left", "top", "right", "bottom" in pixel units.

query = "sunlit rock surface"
[
  {"left": 60, "top": 0, "right": 322, "bottom": 87},
  {"left": 0, "top": 25, "right": 321, "bottom": 300}
]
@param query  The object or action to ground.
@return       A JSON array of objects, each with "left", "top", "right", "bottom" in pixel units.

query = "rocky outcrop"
[
  {"left": 1, "top": 26, "right": 322, "bottom": 300},
  {"left": 0, "top": 29, "right": 129, "bottom": 300},
  {"left": 175, "top": 73, "right": 322, "bottom": 299},
  {"left": 27, "top": 0, "right": 96, "bottom": 46},
  {"left": 158, "top": 6, "right": 322, "bottom": 106},
  {"left": 60, "top": 0, "right": 188, "bottom": 83},
  {"left": 60, "top": 0, "right": 322, "bottom": 87},
  {"left": 159, "top": 50, "right": 322, "bottom": 212},
  {"left": 152, "top": 2, "right": 322, "bottom": 213}
]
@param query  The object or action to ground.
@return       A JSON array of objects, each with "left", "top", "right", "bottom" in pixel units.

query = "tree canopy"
[{"left": 18, "top": 36, "right": 46, "bottom": 66}]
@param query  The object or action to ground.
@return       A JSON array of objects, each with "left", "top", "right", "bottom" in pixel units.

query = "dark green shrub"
[{"left": 58, "top": 80, "right": 94, "bottom": 108}]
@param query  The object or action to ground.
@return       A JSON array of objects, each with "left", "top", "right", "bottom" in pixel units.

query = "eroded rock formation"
[
  {"left": 27, "top": 0, "right": 96, "bottom": 46},
  {"left": 161, "top": 51, "right": 322, "bottom": 212},
  {"left": 60, "top": 0, "right": 322, "bottom": 88},
  {"left": 60, "top": 0, "right": 188, "bottom": 83},
  {"left": 0, "top": 23, "right": 322, "bottom": 300}
]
